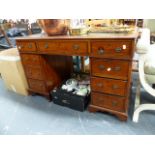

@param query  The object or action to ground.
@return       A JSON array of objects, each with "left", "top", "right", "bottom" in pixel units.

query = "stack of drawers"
[
  {"left": 16, "top": 40, "right": 49, "bottom": 97},
  {"left": 89, "top": 39, "right": 134, "bottom": 121},
  {"left": 20, "top": 53, "right": 47, "bottom": 95},
  {"left": 16, "top": 40, "right": 73, "bottom": 100}
]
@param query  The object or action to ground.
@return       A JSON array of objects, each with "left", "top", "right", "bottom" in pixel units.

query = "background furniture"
[
  {"left": 0, "top": 48, "right": 28, "bottom": 95},
  {"left": 133, "top": 28, "right": 155, "bottom": 122},
  {"left": 16, "top": 33, "right": 137, "bottom": 121}
]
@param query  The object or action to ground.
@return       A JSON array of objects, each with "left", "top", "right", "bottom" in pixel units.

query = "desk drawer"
[
  {"left": 37, "top": 41, "right": 88, "bottom": 55},
  {"left": 25, "top": 67, "right": 44, "bottom": 80},
  {"left": 91, "top": 92, "right": 126, "bottom": 112},
  {"left": 91, "top": 77, "right": 127, "bottom": 96},
  {"left": 91, "top": 58, "right": 129, "bottom": 80},
  {"left": 90, "top": 40, "right": 132, "bottom": 59},
  {"left": 16, "top": 41, "right": 36, "bottom": 52},
  {"left": 28, "top": 79, "right": 46, "bottom": 93},
  {"left": 21, "top": 54, "right": 41, "bottom": 67}
]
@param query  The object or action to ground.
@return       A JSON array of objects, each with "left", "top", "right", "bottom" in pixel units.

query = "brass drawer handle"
[
  {"left": 97, "top": 83, "right": 103, "bottom": 87},
  {"left": 72, "top": 44, "right": 80, "bottom": 50},
  {"left": 112, "top": 101, "right": 118, "bottom": 106},
  {"left": 114, "top": 66, "right": 121, "bottom": 71},
  {"left": 112, "top": 84, "right": 119, "bottom": 89},
  {"left": 44, "top": 43, "right": 49, "bottom": 49},
  {"left": 28, "top": 43, "right": 32, "bottom": 49},
  {"left": 98, "top": 65, "right": 105, "bottom": 70},
  {"left": 98, "top": 48, "right": 104, "bottom": 54},
  {"left": 115, "top": 47, "right": 122, "bottom": 52}
]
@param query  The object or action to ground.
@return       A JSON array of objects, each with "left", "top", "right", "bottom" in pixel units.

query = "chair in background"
[{"left": 133, "top": 28, "right": 155, "bottom": 122}]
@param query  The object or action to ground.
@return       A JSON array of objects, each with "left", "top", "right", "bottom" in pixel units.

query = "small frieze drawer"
[
  {"left": 37, "top": 40, "right": 88, "bottom": 56},
  {"left": 16, "top": 41, "right": 37, "bottom": 52},
  {"left": 90, "top": 40, "right": 133, "bottom": 59}
]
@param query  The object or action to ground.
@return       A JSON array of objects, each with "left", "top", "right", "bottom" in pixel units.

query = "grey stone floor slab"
[{"left": 0, "top": 73, "right": 155, "bottom": 135}]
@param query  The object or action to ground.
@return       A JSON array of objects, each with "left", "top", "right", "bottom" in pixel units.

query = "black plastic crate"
[{"left": 51, "top": 87, "right": 90, "bottom": 112}]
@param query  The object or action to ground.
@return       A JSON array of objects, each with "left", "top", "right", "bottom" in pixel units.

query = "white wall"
[{"left": 143, "top": 19, "right": 155, "bottom": 32}]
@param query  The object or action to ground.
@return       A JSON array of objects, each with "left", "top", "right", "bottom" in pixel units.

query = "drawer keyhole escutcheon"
[
  {"left": 97, "top": 83, "right": 103, "bottom": 87},
  {"left": 112, "top": 85, "right": 119, "bottom": 89},
  {"left": 112, "top": 101, "right": 118, "bottom": 106},
  {"left": 28, "top": 44, "right": 32, "bottom": 49},
  {"left": 73, "top": 44, "right": 80, "bottom": 50},
  {"left": 98, "top": 47, "right": 104, "bottom": 54},
  {"left": 44, "top": 43, "right": 49, "bottom": 49}
]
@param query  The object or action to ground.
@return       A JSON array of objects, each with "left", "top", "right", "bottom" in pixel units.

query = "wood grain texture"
[
  {"left": 90, "top": 40, "right": 133, "bottom": 60},
  {"left": 91, "top": 58, "right": 130, "bottom": 80},
  {"left": 91, "top": 77, "right": 127, "bottom": 96},
  {"left": 16, "top": 33, "right": 137, "bottom": 121},
  {"left": 91, "top": 92, "right": 126, "bottom": 112},
  {"left": 37, "top": 40, "right": 88, "bottom": 56}
]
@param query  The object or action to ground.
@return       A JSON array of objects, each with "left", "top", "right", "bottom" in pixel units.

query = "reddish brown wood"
[
  {"left": 16, "top": 41, "right": 36, "bottom": 52},
  {"left": 16, "top": 33, "right": 137, "bottom": 121},
  {"left": 28, "top": 79, "right": 47, "bottom": 93},
  {"left": 20, "top": 54, "right": 42, "bottom": 66},
  {"left": 91, "top": 92, "right": 126, "bottom": 112},
  {"left": 37, "top": 40, "right": 88, "bottom": 56},
  {"left": 91, "top": 58, "right": 130, "bottom": 80},
  {"left": 116, "top": 114, "right": 128, "bottom": 121},
  {"left": 90, "top": 40, "right": 133, "bottom": 60},
  {"left": 91, "top": 77, "right": 127, "bottom": 96}
]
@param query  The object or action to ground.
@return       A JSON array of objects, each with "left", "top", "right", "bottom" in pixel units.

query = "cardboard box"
[{"left": 0, "top": 48, "right": 28, "bottom": 96}]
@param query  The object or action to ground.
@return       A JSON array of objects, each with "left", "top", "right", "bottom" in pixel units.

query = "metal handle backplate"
[
  {"left": 73, "top": 44, "right": 80, "bottom": 50},
  {"left": 115, "top": 47, "right": 122, "bottom": 52}
]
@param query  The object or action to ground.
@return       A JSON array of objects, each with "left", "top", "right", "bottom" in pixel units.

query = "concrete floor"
[{"left": 0, "top": 73, "right": 155, "bottom": 135}]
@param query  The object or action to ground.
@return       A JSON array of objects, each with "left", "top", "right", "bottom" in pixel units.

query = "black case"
[{"left": 51, "top": 88, "right": 90, "bottom": 112}]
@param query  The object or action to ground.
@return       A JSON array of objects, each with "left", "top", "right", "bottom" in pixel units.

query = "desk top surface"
[{"left": 16, "top": 32, "right": 138, "bottom": 40}]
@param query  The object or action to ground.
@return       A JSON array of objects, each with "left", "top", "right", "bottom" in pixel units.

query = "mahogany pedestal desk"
[{"left": 16, "top": 33, "right": 138, "bottom": 121}]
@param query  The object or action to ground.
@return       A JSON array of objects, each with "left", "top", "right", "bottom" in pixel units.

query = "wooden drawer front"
[
  {"left": 28, "top": 79, "right": 46, "bottom": 93},
  {"left": 91, "top": 58, "right": 129, "bottom": 80},
  {"left": 91, "top": 77, "right": 127, "bottom": 96},
  {"left": 25, "top": 67, "right": 44, "bottom": 80},
  {"left": 91, "top": 40, "right": 132, "bottom": 59},
  {"left": 21, "top": 54, "right": 41, "bottom": 67},
  {"left": 92, "top": 92, "right": 126, "bottom": 112},
  {"left": 16, "top": 41, "right": 36, "bottom": 52},
  {"left": 37, "top": 41, "right": 88, "bottom": 55}
]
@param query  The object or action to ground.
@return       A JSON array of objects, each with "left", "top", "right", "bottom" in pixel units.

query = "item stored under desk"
[{"left": 51, "top": 87, "right": 90, "bottom": 112}]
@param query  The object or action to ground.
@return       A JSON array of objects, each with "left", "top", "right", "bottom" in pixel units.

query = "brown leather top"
[{"left": 16, "top": 32, "right": 138, "bottom": 40}]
